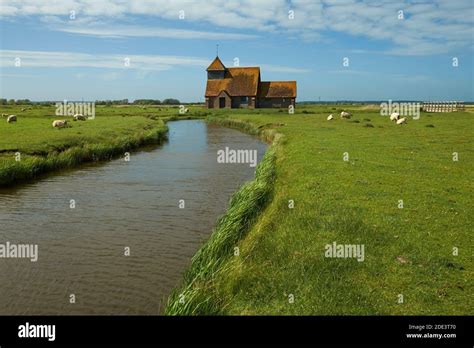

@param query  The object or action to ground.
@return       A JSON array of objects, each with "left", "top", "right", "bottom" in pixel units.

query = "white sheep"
[
  {"left": 340, "top": 111, "right": 352, "bottom": 119},
  {"left": 396, "top": 117, "right": 407, "bottom": 125},
  {"left": 7, "top": 115, "right": 17, "bottom": 123},
  {"left": 52, "top": 120, "right": 68, "bottom": 128},
  {"left": 73, "top": 114, "right": 86, "bottom": 121},
  {"left": 327, "top": 114, "right": 334, "bottom": 120},
  {"left": 390, "top": 112, "right": 400, "bottom": 122}
]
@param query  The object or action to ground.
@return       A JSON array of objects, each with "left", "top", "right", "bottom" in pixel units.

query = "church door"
[{"left": 219, "top": 97, "right": 226, "bottom": 108}]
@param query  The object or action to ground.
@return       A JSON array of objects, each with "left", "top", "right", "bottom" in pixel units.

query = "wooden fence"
[{"left": 422, "top": 101, "right": 465, "bottom": 112}]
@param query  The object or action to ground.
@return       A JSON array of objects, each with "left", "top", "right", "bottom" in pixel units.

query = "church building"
[{"left": 205, "top": 56, "right": 296, "bottom": 109}]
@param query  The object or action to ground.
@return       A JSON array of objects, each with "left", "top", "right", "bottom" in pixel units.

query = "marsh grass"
[
  {"left": 165, "top": 119, "right": 277, "bottom": 315},
  {"left": 166, "top": 107, "right": 473, "bottom": 315},
  {"left": 0, "top": 106, "right": 168, "bottom": 186}
]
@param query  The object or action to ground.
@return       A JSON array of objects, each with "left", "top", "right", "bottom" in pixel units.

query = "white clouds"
[
  {"left": 0, "top": 5, "right": 19, "bottom": 16},
  {"left": 0, "top": 49, "right": 308, "bottom": 73},
  {"left": 260, "top": 64, "right": 310, "bottom": 73},
  {"left": 0, "top": 50, "right": 209, "bottom": 70},
  {"left": 55, "top": 23, "right": 258, "bottom": 40},
  {"left": 1, "top": 0, "right": 473, "bottom": 55}
]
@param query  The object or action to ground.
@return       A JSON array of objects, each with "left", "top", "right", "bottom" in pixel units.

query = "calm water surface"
[{"left": 0, "top": 120, "right": 266, "bottom": 314}]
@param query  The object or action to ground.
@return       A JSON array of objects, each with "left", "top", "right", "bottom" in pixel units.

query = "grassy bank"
[
  {"left": 165, "top": 105, "right": 473, "bottom": 315},
  {"left": 165, "top": 120, "right": 278, "bottom": 314},
  {"left": 0, "top": 105, "right": 170, "bottom": 186},
  {"left": 2, "top": 104, "right": 471, "bottom": 315}
]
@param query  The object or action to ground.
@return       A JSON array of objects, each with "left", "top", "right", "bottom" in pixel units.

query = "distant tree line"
[
  {"left": 1, "top": 98, "right": 58, "bottom": 105},
  {"left": 0, "top": 98, "right": 182, "bottom": 105},
  {"left": 94, "top": 99, "right": 130, "bottom": 105},
  {"left": 132, "top": 98, "right": 180, "bottom": 105},
  {"left": 95, "top": 98, "right": 180, "bottom": 105},
  {"left": 0, "top": 98, "right": 35, "bottom": 105}
]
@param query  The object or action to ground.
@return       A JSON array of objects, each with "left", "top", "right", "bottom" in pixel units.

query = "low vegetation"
[
  {"left": 0, "top": 105, "right": 171, "bottom": 186},
  {"left": 166, "top": 144, "right": 277, "bottom": 314},
  {"left": 1, "top": 103, "right": 472, "bottom": 315},
  {"left": 166, "top": 105, "right": 473, "bottom": 315}
]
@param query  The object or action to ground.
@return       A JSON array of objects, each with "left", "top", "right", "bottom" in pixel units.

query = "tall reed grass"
[{"left": 165, "top": 117, "right": 279, "bottom": 315}]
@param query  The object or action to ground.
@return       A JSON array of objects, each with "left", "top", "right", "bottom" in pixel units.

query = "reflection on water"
[{"left": 0, "top": 120, "right": 267, "bottom": 314}]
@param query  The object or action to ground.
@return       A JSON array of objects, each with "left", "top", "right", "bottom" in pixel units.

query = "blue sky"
[{"left": 0, "top": 0, "right": 473, "bottom": 102}]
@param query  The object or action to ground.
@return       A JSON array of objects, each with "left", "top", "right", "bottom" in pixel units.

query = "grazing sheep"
[
  {"left": 327, "top": 114, "right": 334, "bottom": 121},
  {"left": 52, "top": 120, "right": 68, "bottom": 128},
  {"left": 73, "top": 113, "right": 86, "bottom": 121},
  {"left": 21, "top": 108, "right": 26, "bottom": 112},
  {"left": 340, "top": 111, "right": 352, "bottom": 119},
  {"left": 390, "top": 112, "right": 400, "bottom": 122},
  {"left": 396, "top": 117, "right": 407, "bottom": 125},
  {"left": 7, "top": 115, "right": 17, "bottom": 123}
]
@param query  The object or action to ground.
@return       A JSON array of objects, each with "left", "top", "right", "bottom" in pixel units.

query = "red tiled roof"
[
  {"left": 205, "top": 67, "right": 260, "bottom": 97},
  {"left": 206, "top": 56, "right": 226, "bottom": 71},
  {"left": 257, "top": 81, "right": 297, "bottom": 98}
]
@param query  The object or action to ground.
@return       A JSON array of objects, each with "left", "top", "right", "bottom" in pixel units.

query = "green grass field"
[
  {"left": 0, "top": 105, "right": 173, "bottom": 185},
  {"left": 166, "top": 105, "right": 473, "bottom": 315},
  {"left": 1, "top": 103, "right": 472, "bottom": 315}
]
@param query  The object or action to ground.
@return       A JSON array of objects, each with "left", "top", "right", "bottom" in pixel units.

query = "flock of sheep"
[
  {"left": 5, "top": 109, "right": 409, "bottom": 127},
  {"left": 2, "top": 107, "right": 27, "bottom": 123},
  {"left": 327, "top": 111, "right": 407, "bottom": 125},
  {"left": 3, "top": 113, "right": 87, "bottom": 128},
  {"left": 51, "top": 114, "right": 87, "bottom": 128}
]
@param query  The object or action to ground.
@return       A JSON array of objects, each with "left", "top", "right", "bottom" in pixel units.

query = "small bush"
[
  {"left": 426, "top": 124, "right": 435, "bottom": 128},
  {"left": 364, "top": 123, "right": 374, "bottom": 128}
]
